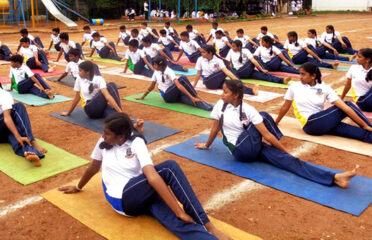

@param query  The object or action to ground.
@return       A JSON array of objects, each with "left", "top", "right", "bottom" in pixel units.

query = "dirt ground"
[{"left": 0, "top": 13, "right": 372, "bottom": 240}]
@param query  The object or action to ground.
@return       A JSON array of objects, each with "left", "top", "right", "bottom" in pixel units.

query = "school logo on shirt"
[
  {"left": 316, "top": 88, "right": 323, "bottom": 95},
  {"left": 240, "top": 112, "right": 248, "bottom": 121},
  {"left": 125, "top": 147, "right": 135, "bottom": 159}
]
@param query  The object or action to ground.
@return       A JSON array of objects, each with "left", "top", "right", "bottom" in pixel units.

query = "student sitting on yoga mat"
[
  {"left": 195, "top": 80, "right": 359, "bottom": 188},
  {"left": 341, "top": 48, "right": 372, "bottom": 112},
  {"left": 9, "top": 55, "right": 54, "bottom": 99},
  {"left": 136, "top": 56, "right": 213, "bottom": 111},
  {"left": 254, "top": 36, "right": 299, "bottom": 74},
  {"left": 284, "top": 31, "right": 338, "bottom": 70},
  {"left": 227, "top": 40, "right": 290, "bottom": 84},
  {"left": 117, "top": 25, "right": 131, "bottom": 46},
  {"left": 123, "top": 39, "right": 153, "bottom": 78},
  {"left": 321, "top": 25, "right": 358, "bottom": 56},
  {"left": 158, "top": 29, "right": 180, "bottom": 52},
  {"left": 89, "top": 32, "right": 124, "bottom": 62},
  {"left": 0, "top": 40, "right": 12, "bottom": 61},
  {"left": 48, "top": 27, "right": 61, "bottom": 52},
  {"left": 19, "top": 37, "right": 55, "bottom": 73},
  {"left": 213, "top": 30, "right": 232, "bottom": 58},
  {"left": 141, "top": 37, "right": 187, "bottom": 73},
  {"left": 0, "top": 86, "right": 46, "bottom": 166},
  {"left": 60, "top": 61, "right": 124, "bottom": 119},
  {"left": 54, "top": 49, "right": 101, "bottom": 82},
  {"left": 175, "top": 31, "right": 203, "bottom": 63},
  {"left": 59, "top": 112, "right": 229, "bottom": 240},
  {"left": 304, "top": 29, "right": 356, "bottom": 62},
  {"left": 56, "top": 33, "right": 84, "bottom": 63},
  {"left": 276, "top": 62, "right": 372, "bottom": 143},
  {"left": 17, "top": 28, "right": 44, "bottom": 52},
  {"left": 194, "top": 45, "right": 258, "bottom": 96},
  {"left": 234, "top": 28, "right": 258, "bottom": 54}
]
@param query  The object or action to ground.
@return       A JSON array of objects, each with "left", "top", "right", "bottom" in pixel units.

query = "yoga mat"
[
  {"left": 101, "top": 68, "right": 152, "bottom": 81},
  {"left": 271, "top": 114, "right": 372, "bottom": 157},
  {"left": 32, "top": 69, "right": 64, "bottom": 77},
  {"left": 177, "top": 57, "right": 196, "bottom": 66},
  {"left": 334, "top": 86, "right": 353, "bottom": 97},
  {"left": 124, "top": 92, "right": 212, "bottom": 118},
  {"left": 293, "top": 65, "right": 350, "bottom": 72},
  {"left": 0, "top": 139, "right": 89, "bottom": 185},
  {"left": 47, "top": 75, "right": 125, "bottom": 89},
  {"left": 51, "top": 60, "right": 106, "bottom": 69},
  {"left": 174, "top": 68, "right": 197, "bottom": 76},
  {"left": 322, "top": 59, "right": 357, "bottom": 64},
  {"left": 269, "top": 71, "right": 331, "bottom": 78},
  {"left": 42, "top": 173, "right": 262, "bottom": 240},
  {"left": 242, "top": 79, "right": 293, "bottom": 89},
  {"left": 50, "top": 108, "right": 181, "bottom": 144},
  {"left": 0, "top": 76, "right": 10, "bottom": 84},
  {"left": 85, "top": 56, "right": 126, "bottom": 65},
  {"left": 195, "top": 82, "right": 283, "bottom": 103},
  {"left": 165, "top": 135, "right": 372, "bottom": 216},
  {"left": 10, "top": 91, "right": 72, "bottom": 106}
]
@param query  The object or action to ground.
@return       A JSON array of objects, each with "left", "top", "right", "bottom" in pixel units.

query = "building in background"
[{"left": 312, "top": 0, "right": 372, "bottom": 11}]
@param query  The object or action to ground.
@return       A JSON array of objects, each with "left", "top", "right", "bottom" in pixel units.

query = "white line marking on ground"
[
  {"left": 290, "top": 142, "right": 318, "bottom": 157},
  {"left": 203, "top": 180, "right": 266, "bottom": 212},
  {"left": 0, "top": 196, "right": 43, "bottom": 218},
  {"left": 331, "top": 76, "right": 346, "bottom": 87}
]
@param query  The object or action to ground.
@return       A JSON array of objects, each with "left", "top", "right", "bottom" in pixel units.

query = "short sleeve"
[
  {"left": 325, "top": 85, "right": 339, "bottom": 103},
  {"left": 192, "top": 40, "right": 200, "bottom": 49},
  {"left": 254, "top": 47, "right": 261, "bottom": 56},
  {"left": 283, "top": 40, "right": 289, "bottom": 49},
  {"left": 153, "top": 44, "right": 161, "bottom": 51},
  {"left": 195, "top": 57, "right": 202, "bottom": 71},
  {"left": 97, "top": 76, "right": 107, "bottom": 89},
  {"left": 25, "top": 66, "right": 34, "bottom": 77},
  {"left": 125, "top": 50, "right": 130, "bottom": 59},
  {"left": 179, "top": 42, "right": 184, "bottom": 50},
  {"left": 167, "top": 68, "right": 177, "bottom": 80},
  {"left": 73, "top": 78, "right": 81, "bottom": 92},
  {"left": 8, "top": 69, "right": 12, "bottom": 78},
  {"left": 284, "top": 85, "right": 295, "bottom": 100},
  {"left": 132, "top": 138, "right": 153, "bottom": 168},
  {"left": 139, "top": 50, "right": 146, "bottom": 58},
  {"left": 225, "top": 50, "right": 232, "bottom": 62},
  {"left": 300, "top": 40, "right": 307, "bottom": 48},
  {"left": 102, "top": 38, "right": 108, "bottom": 43},
  {"left": 217, "top": 58, "right": 226, "bottom": 69},
  {"left": 209, "top": 29, "right": 214, "bottom": 35},
  {"left": 335, "top": 31, "right": 341, "bottom": 37},
  {"left": 243, "top": 49, "right": 253, "bottom": 59},
  {"left": 32, "top": 45, "right": 38, "bottom": 52},
  {"left": 267, "top": 33, "right": 274, "bottom": 39},
  {"left": 245, "top": 105, "right": 263, "bottom": 125},
  {"left": 0, "top": 91, "right": 14, "bottom": 112},
  {"left": 151, "top": 72, "right": 157, "bottom": 82},
  {"left": 320, "top": 32, "right": 326, "bottom": 41},
  {"left": 273, "top": 46, "right": 282, "bottom": 55},
  {"left": 346, "top": 65, "right": 354, "bottom": 79},
  {"left": 210, "top": 100, "right": 223, "bottom": 120},
  {"left": 90, "top": 137, "right": 104, "bottom": 161},
  {"left": 65, "top": 62, "right": 72, "bottom": 73},
  {"left": 70, "top": 41, "right": 77, "bottom": 49}
]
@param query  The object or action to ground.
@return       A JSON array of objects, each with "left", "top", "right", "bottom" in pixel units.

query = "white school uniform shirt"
[
  {"left": 346, "top": 65, "right": 372, "bottom": 99},
  {"left": 60, "top": 40, "right": 77, "bottom": 54},
  {"left": 141, "top": 43, "right": 161, "bottom": 58},
  {"left": 73, "top": 75, "right": 107, "bottom": 105},
  {"left": 254, "top": 45, "right": 282, "bottom": 63},
  {"left": 140, "top": 27, "right": 153, "bottom": 38},
  {"left": 129, "top": 36, "right": 143, "bottom": 45},
  {"left": 66, "top": 59, "right": 84, "bottom": 78},
  {"left": 304, "top": 37, "right": 324, "bottom": 48},
  {"left": 9, "top": 64, "right": 34, "bottom": 84},
  {"left": 83, "top": 31, "right": 96, "bottom": 43},
  {"left": 209, "top": 27, "right": 224, "bottom": 39},
  {"left": 158, "top": 35, "right": 174, "bottom": 46},
  {"left": 19, "top": 45, "right": 38, "bottom": 59},
  {"left": 213, "top": 36, "right": 229, "bottom": 50},
  {"left": 256, "top": 32, "right": 275, "bottom": 41},
  {"left": 20, "top": 34, "right": 35, "bottom": 41},
  {"left": 152, "top": 67, "right": 177, "bottom": 92},
  {"left": 125, "top": 49, "right": 143, "bottom": 64},
  {"left": 164, "top": 26, "right": 175, "bottom": 35},
  {"left": 188, "top": 30, "right": 199, "bottom": 40},
  {"left": 0, "top": 88, "right": 14, "bottom": 115},
  {"left": 283, "top": 39, "right": 307, "bottom": 56},
  {"left": 91, "top": 37, "right": 108, "bottom": 52},
  {"left": 284, "top": 81, "right": 339, "bottom": 126},
  {"left": 119, "top": 30, "right": 131, "bottom": 39},
  {"left": 50, "top": 34, "right": 60, "bottom": 44},
  {"left": 195, "top": 55, "right": 226, "bottom": 78},
  {"left": 211, "top": 99, "right": 263, "bottom": 145},
  {"left": 179, "top": 40, "right": 200, "bottom": 55},
  {"left": 234, "top": 35, "right": 250, "bottom": 44},
  {"left": 320, "top": 31, "right": 340, "bottom": 43},
  {"left": 91, "top": 136, "right": 153, "bottom": 199},
  {"left": 226, "top": 48, "right": 253, "bottom": 70}
]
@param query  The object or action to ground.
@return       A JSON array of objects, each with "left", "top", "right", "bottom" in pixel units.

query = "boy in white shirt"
[
  {"left": 117, "top": 25, "right": 131, "bottom": 46},
  {"left": 175, "top": 31, "right": 203, "bottom": 63},
  {"left": 206, "top": 22, "right": 225, "bottom": 43},
  {"left": 123, "top": 39, "right": 153, "bottom": 77},
  {"left": 17, "top": 28, "right": 44, "bottom": 52},
  {"left": 9, "top": 55, "right": 54, "bottom": 99},
  {"left": 19, "top": 37, "right": 54, "bottom": 73},
  {"left": 89, "top": 32, "right": 124, "bottom": 61},
  {"left": 235, "top": 28, "right": 258, "bottom": 53},
  {"left": 56, "top": 32, "right": 83, "bottom": 62},
  {"left": 81, "top": 25, "right": 96, "bottom": 48},
  {"left": 254, "top": 26, "right": 283, "bottom": 49},
  {"left": 213, "top": 30, "right": 232, "bottom": 58},
  {"left": 48, "top": 27, "right": 61, "bottom": 52},
  {"left": 140, "top": 22, "right": 159, "bottom": 43},
  {"left": 158, "top": 29, "right": 180, "bottom": 52},
  {"left": 186, "top": 24, "right": 206, "bottom": 46},
  {"left": 164, "top": 21, "right": 180, "bottom": 43}
]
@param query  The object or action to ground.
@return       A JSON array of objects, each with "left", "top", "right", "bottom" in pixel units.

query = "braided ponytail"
[
  {"left": 309, "top": 29, "right": 319, "bottom": 47},
  {"left": 232, "top": 40, "right": 243, "bottom": 63},
  {"left": 262, "top": 36, "right": 274, "bottom": 55},
  {"left": 327, "top": 25, "right": 335, "bottom": 43},
  {"left": 359, "top": 48, "right": 372, "bottom": 82},
  {"left": 288, "top": 31, "right": 299, "bottom": 47}
]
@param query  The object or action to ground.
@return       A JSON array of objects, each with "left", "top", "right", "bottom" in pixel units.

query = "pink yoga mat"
[
  {"left": 0, "top": 76, "right": 10, "bottom": 84},
  {"left": 176, "top": 58, "right": 196, "bottom": 66},
  {"left": 0, "top": 69, "right": 63, "bottom": 84},
  {"left": 269, "top": 72, "right": 331, "bottom": 78}
]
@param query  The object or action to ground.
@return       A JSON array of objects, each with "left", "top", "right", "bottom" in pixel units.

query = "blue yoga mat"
[
  {"left": 322, "top": 59, "right": 357, "bottom": 64},
  {"left": 10, "top": 91, "right": 72, "bottom": 106},
  {"left": 165, "top": 135, "right": 372, "bottom": 216},
  {"left": 50, "top": 108, "right": 181, "bottom": 144}
]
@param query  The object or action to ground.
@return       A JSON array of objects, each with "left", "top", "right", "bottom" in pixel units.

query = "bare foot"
[
  {"left": 252, "top": 83, "right": 259, "bottom": 96},
  {"left": 47, "top": 65, "right": 56, "bottom": 73},
  {"left": 44, "top": 89, "right": 55, "bottom": 100},
  {"left": 283, "top": 77, "right": 291, "bottom": 84},
  {"left": 349, "top": 53, "right": 357, "bottom": 62},
  {"left": 121, "top": 58, "right": 126, "bottom": 62},
  {"left": 334, "top": 165, "right": 360, "bottom": 188},
  {"left": 31, "top": 140, "right": 47, "bottom": 154},
  {"left": 24, "top": 152, "right": 42, "bottom": 167},
  {"left": 205, "top": 223, "right": 231, "bottom": 240},
  {"left": 332, "top": 60, "right": 339, "bottom": 69},
  {"left": 134, "top": 119, "right": 144, "bottom": 133}
]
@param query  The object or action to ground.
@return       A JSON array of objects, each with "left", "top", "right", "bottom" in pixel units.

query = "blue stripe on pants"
[
  {"left": 0, "top": 103, "right": 44, "bottom": 158},
  {"left": 232, "top": 112, "right": 335, "bottom": 186},
  {"left": 17, "top": 73, "right": 51, "bottom": 99},
  {"left": 162, "top": 76, "right": 213, "bottom": 111},
  {"left": 84, "top": 82, "right": 121, "bottom": 119},
  {"left": 303, "top": 101, "right": 372, "bottom": 143},
  {"left": 357, "top": 88, "right": 372, "bottom": 112},
  {"left": 122, "top": 160, "right": 217, "bottom": 240}
]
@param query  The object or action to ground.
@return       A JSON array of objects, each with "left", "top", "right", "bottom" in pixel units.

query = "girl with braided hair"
[
  {"left": 320, "top": 25, "right": 358, "bottom": 55},
  {"left": 195, "top": 80, "right": 360, "bottom": 188}
]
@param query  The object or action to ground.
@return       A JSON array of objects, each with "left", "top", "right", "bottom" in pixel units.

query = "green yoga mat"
[
  {"left": 85, "top": 56, "right": 126, "bottom": 65},
  {"left": 0, "top": 140, "right": 89, "bottom": 185},
  {"left": 242, "top": 79, "right": 295, "bottom": 89},
  {"left": 124, "top": 92, "right": 212, "bottom": 119},
  {"left": 10, "top": 91, "right": 72, "bottom": 106}
]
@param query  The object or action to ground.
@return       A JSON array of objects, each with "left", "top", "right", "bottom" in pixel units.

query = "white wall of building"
[{"left": 312, "top": 0, "right": 372, "bottom": 11}]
